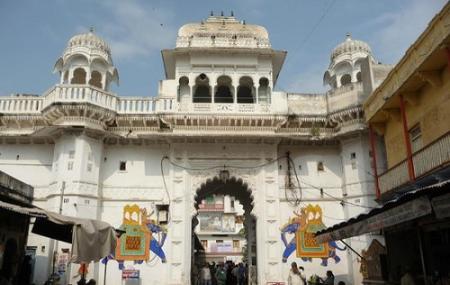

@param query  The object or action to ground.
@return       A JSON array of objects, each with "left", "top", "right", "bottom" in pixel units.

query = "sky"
[{"left": 0, "top": 0, "right": 447, "bottom": 97}]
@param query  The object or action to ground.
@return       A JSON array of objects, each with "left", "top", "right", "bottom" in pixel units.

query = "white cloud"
[
  {"left": 371, "top": 0, "right": 447, "bottom": 64},
  {"left": 98, "top": 1, "right": 177, "bottom": 60}
]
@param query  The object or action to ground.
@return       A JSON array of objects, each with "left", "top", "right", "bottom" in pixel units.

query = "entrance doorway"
[{"left": 191, "top": 175, "right": 257, "bottom": 284}]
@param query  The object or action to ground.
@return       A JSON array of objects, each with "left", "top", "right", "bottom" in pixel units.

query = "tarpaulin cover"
[{"left": 0, "top": 200, "right": 116, "bottom": 263}]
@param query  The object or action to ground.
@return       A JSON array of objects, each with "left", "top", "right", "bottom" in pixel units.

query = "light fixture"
[{"left": 219, "top": 168, "right": 230, "bottom": 183}]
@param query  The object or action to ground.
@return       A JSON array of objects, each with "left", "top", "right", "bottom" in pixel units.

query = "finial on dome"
[
  {"left": 221, "top": 11, "right": 224, "bottom": 16},
  {"left": 346, "top": 33, "right": 351, "bottom": 40},
  {"left": 89, "top": 27, "right": 95, "bottom": 33},
  {"left": 231, "top": 10, "right": 234, "bottom": 17},
  {"left": 210, "top": 11, "right": 214, "bottom": 16}
]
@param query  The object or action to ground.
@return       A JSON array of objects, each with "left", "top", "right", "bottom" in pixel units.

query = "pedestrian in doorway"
[
  {"left": 298, "top": 266, "right": 307, "bottom": 285},
  {"left": 201, "top": 263, "right": 212, "bottom": 285},
  {"left": 400, "top": 267, "right": 416, "bottom": 285},
  {"left": 319, "top": 270, "right": 334, "bottom": 285},
  {"left": 215, "top": 264, "right": 227, "bottom": 285},
  {"left": 288, "top": 262, "right": 303, "bottom": 285},
  {"left": 237, "top": 263, "right": 246, "bottom": 285}
]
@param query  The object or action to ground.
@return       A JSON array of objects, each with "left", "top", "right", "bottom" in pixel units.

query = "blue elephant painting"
[
  {"left": 281, "top": 205, "right": 346, "bottom": 266},
  {"left": 102, "top": 205, "right": 167, "bottom": 269}
]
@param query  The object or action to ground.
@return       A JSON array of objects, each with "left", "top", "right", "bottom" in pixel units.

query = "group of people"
[
  {"left": 288, "top": 262, "right": 345, "bottom": 285},
  {"left": 196, "top": 261, "right": 248, "bottom": 285}
]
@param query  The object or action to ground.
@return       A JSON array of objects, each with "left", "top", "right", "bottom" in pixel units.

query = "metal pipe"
[
  {"left": 417, "top": 228, "right": 428, "bottom": 285},
  {"left": 446, "top": 47, "right": 450, "bottom": 69},
  {"left": 103, "top": 261, "right": 108, "bottom": 285},
  {"left": 369, "top": 124, "right": 381, "bottom": 199},
  {"left": 339, "top": 239, "right": 364, "bottom": 260}
]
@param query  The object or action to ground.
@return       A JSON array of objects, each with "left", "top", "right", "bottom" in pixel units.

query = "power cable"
[
  {"left": 163, "top": 155, "right": 287, "bottom": 171},
  {"left": 285, "top": 0, "right": 337, "bottom": 68},
  {"left": 160, "top": 156, "right": 172, "bottom": 224}
]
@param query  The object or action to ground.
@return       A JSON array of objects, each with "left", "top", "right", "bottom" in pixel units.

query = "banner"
[{"left": 315, "top": 196, "right": 432, "bottom": 243}]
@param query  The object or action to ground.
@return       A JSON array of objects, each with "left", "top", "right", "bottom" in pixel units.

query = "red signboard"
[{"left": 122, "top": 269, "right": 140, "bottom": 279}]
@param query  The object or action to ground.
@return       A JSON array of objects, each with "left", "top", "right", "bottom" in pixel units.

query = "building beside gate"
[
  {"left": 0, "top": 171, "right": 34, "bottom": 283},
  {"left": 195, "top": 195, "right": 246, "bottom": 264},
  {"left": 316, "top": 2, "right": 450, "bottom": 285},
  {"left": 0, "top": 13, "right": 393, "bottom": 285}
]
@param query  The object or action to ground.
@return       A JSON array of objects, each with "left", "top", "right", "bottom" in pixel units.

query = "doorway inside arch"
[{"left": 191, "top": 175, "right": 257, "bottom": 285}]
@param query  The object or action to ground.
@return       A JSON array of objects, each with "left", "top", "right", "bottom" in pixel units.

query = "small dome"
[
  {"left": 331, "top": 34, "right": 372, "bottom": 62},
  {"left": 67, "top": 28, "right": 111, "bottom": 55},
  {"left": 176, "top": 14, "right": 271, "bottom": 48}
]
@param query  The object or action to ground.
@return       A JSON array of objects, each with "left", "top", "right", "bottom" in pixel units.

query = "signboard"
[
  {"left": 122, "top": 269, "right": 140, "bottom": 279},
  {"left": 216, "top": 243, "right": 233, "bottom": 253},
  {"left": 57, "top": 250, "right": 70, "bottom": 274},
  {"left": 315, "top": 196, "right": 432, "bottom": 243},
  {"left": 198, "top": 213, "right": 235, "bottom": 233},
  {"left": 431, "top": 193, "right": 450, "bottom": 219}
]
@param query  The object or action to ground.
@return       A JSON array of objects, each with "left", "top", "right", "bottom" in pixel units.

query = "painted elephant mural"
[
  {"left": 280, "top": 204, "right": 345, "bottom": 266},
  {"left": 102, "top": 204, "right": 167, "bottom": 269}
]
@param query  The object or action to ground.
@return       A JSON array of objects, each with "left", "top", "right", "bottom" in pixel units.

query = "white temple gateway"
[{"left": 0, "top": 14, "right": 392, "bottom": 285}]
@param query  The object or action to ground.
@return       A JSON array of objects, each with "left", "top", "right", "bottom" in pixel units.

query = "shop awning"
[
  {"left": 315, "top": 179, "right": 450, "bottom": 244},
  {"left": 0, "top": 200, "right": 116, "bottom": 263}
]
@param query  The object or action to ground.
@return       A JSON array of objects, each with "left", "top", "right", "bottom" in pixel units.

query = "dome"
[
  {"left": 54, "top": 28, "right": 119, "bottom": 88},
  {"left": 60, "top": 28, "right": 113, "bottom": 65},
  {"left": 176, "top": 14, "right": 271, "bottom": 49},
  {"left": 67, "top": 29, "right": 111, "bottom": 55},
  {"left": 330, "top": 34, "right": 372, "bottom": 62}
]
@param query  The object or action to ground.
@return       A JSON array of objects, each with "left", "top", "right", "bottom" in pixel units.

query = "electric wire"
[
  {"left": 163, "top": 155, "right": 287, "bottom": 171},
  {"left": 160, "top": 156, "right": 172, "bottom": 224}
]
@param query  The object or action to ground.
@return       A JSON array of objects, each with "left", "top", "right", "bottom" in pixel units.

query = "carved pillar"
[{"left": 399, "top": 94, "right": 416, "bottom": 181}]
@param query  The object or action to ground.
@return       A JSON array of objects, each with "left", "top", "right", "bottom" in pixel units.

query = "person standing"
[
  {"left": 400, "top": 267, "right": 416, "bottom": 285},
  {"left": 319, "top": 271, "right": 335, "bottom": 285},
  {"left": 201, "top": 263, "right": 212, "bottom": 285},
  {"left": 215, "top": 264, "right": 227, "bottom": 285},
  {"left": 237, "top": 263, "right": 246, "bottom": 285},
  {"left": 298, "top": 266, "right": 307, "bottom": 285},
  {"left": 288, "top": 262, "right": 303, "bottom": 285}
]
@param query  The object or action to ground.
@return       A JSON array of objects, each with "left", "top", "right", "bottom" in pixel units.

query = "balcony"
[
  {"left": 0, "top": 85, "right": 176, "bottom": 115},
  {"left": 43, "top": 84, "right": 119, "bottom": 111},
  {"left": 378, "top": 131, "right": 450, "bottom": 195},
  {"left": 0, "top": 96, "right": 43, "bottom": 114},
  {"left": 327, "top": 82, "right": 365, "bottom": 113},
  {"left": 191, "top": 103, "right": 270, "bottom": 113}
]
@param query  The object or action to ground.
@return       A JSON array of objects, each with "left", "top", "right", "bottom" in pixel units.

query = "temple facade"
[{"left": 0, "top": 14, "right": 392, "bottom": 285}]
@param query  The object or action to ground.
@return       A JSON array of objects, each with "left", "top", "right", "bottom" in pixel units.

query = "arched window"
[
  {"left": 193, "top": 74, "right": 211, "bottom": 103},
  {"left": 340, "top": 74, "right": 352, "bottom": 86},
  {"left": 178, "top": 76, "right": 190, "bottom": 102},
  {"left": 71, "top": 68, "right": 86, "bottom": 84},
  {"left": 237, "top": 76, "right": 255, "bottom": 104},
  {"left": 89, "top": 71, "right": 102, "bottom": 89},
  {"left": 258, "top": 77, "right": 270, "bottom": 103},
  {"left": 356, "top": 71, "right": 362, "bottom": 82},
  {"left": 214, "top": 76, "right": 233, "bottom": 103}
]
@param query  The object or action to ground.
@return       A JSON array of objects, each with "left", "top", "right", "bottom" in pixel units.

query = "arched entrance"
[{"left": 191, "top": 174, "right": 257, "bottom": 284}]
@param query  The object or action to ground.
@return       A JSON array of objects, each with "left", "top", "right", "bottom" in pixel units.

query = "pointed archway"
[{"left": 191, "top": 175, "right": 257, "bottom": 285}]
